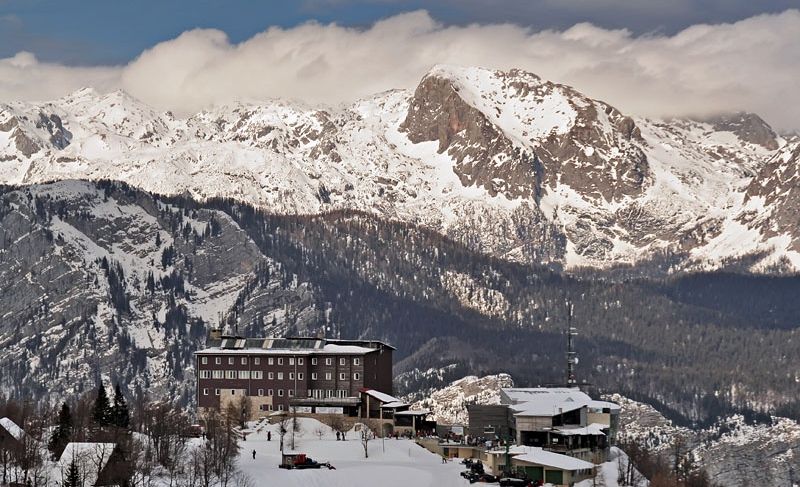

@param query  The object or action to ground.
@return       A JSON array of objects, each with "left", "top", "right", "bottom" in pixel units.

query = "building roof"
[
  {"left": 381, "top": 401, "right": 409, "bottom": 409},
  {"left": 59, "top": 442, "right": 116, "bottom": 487},
  {"left": 361, "top": 389, "right": 401, "bottom": 404},
  {"left": 395, "top": 409, "right": 431, "bottom": 416},
  {"left": 513, "top": 447, "right": 595, "bottom": 471},
  {"left": 196, "top": 336, "right": 394, "bottom": 355},
  {"left": 0, "top": 417, "right": 24, "bottom": 440},
  {"left": 502, "top": 387, "right": 619, "bottom": 417},
  {"left": 553, "top": 423, "right": 607, "bottom": 436}
]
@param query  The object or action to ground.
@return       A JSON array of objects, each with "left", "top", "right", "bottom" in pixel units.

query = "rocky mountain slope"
[
  {"left": 3, "top": 180, "right": 800, "bottom": 424},
  {"left": 403, "top": 370, "right": 514, "bottom": 424},
  {"left": 612, "top": 394, "right": 800, "bottom": 486},
  {"left": 1, "top": 66, "right": 797, "bottom": 272}
]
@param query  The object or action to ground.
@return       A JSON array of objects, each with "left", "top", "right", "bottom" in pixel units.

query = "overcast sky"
[{"left": 1, "top": 1, "right": 798, "bottom": 130}]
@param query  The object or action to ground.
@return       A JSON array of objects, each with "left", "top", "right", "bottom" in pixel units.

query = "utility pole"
[{"left": 566, "top": 300, "right": 578, "bottom": 387}]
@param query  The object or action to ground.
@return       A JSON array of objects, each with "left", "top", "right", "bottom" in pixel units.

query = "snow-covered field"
[{"left": 237, "top": 418, "right": 468, "bottom": 487}]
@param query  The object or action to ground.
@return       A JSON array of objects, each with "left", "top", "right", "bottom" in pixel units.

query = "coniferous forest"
[{"left": 1, "top": 180, "right": 799, "bottom": 428}]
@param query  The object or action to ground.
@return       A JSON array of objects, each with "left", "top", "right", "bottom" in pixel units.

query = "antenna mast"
[{"left": 566, "top": 300, "right": 578, "bottom": 387}]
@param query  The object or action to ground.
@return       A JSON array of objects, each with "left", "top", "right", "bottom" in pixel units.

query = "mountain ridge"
[{"left": 1, "top": 65, "right": 797, "bottom": 273}]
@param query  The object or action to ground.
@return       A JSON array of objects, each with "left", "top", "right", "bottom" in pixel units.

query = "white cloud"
[{"left": 0, "top": 9, "right": 798, "bottom": 130}]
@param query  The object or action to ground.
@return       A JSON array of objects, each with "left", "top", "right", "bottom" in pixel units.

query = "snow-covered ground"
[{"left": 237, "top": 417, "right": 468, "bottom": 487}]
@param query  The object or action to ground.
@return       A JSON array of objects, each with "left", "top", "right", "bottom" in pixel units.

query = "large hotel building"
[{"left": 195, "top": 330, "right": 394, "bottom": 415}]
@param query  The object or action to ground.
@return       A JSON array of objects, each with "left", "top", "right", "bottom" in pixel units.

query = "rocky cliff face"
[
  {"left": 0, "top": 66, "right": 795, "bottom": 271},
  {"left": 0, "top": 181, "right": 320, "bottom": 401},
  {"left": 611, "top": 394, "right": 800, "bottom": 486}
]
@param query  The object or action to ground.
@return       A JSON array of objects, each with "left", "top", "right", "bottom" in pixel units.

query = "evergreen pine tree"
[
  {"left": 64, "top": 458, "right": 82, "bottom": 487},
  {"left": 111, "top": 383, "right": 130, "bottom": 429},
  {"left": 92, "top": 385, "right": 111, "bottom": 427},
  {"left": 48, "top": 402, "right": 73, "bottom": 458}
]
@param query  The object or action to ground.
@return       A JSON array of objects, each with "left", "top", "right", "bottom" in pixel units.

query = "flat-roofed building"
[{"left": 195, "top": 331, "right": 394, "bottom": 416}]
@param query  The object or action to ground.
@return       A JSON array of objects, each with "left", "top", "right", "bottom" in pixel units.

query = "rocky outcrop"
[
  {"left": 704, "top": 112, "right": 780, "bottom": 150},
  {"left": 400, "top": 72, "right": 540, "bottom": 199},
  {"left": 742, "top": 141, "right": 800, "bottom": 252}
]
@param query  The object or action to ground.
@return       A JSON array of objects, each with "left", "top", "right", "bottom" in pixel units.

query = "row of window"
[
  {"left": 199, "top": 370, "right": 361, "bottom": 381},
  {"left": 200, "top": 356, "right": 360, "bottom": 366},
  {"left": 308, "top": 389, "right": 350, "bottom": 399},
  {"left": 201, "top": 388, "right": 350, "bottom": 399},
  {"left": 202, "top": 388, "right": 296, "bottom": 398}
]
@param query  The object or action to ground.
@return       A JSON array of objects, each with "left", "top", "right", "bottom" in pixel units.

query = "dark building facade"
[{"left": 195, "top": 332, "right": 394, "bottom": 415}]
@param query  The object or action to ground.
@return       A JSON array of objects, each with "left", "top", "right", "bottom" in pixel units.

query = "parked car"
[{"left": 499, "top": 478, "right": 530, "bottom": 486}]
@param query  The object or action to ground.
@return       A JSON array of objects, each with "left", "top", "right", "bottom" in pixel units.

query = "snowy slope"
[{"left": 0, "top": 65, "right": 796, "bottom": 271}]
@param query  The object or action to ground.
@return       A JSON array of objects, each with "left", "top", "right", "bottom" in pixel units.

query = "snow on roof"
[
  {"left": 488, "top": 444, "right": 536, "bottom": 455},
  {"left": 588, "top": 400, "right": 621, "bottom": 412},
  {"left": 513, "top": 447, "right": 595, "bottom": 471},
  {"left": 361, "top": 389, "right": 401, "bottom": 404},
  {"left": 59, "top": 442, "right": 116, "bottom": 487},
  {"left": 502, "top": 388, "right": 619, "bottom": 417},
  {"left": 554, "top": 423, "right": 607, "bottom": 436},
  {"left": 0, "top": 417, "right": 24, "bottom": 440},
  {"left": 195, "top": 343, "right": 376, "bottom": 355},
  {"left": 381, "top": 401, "right": 409, "bottom": 409},
  {"left": 321, "top": 344, "right": 375, "bottom": 354},
  {"left": 394, "top": 410, "right": 431, "bottom": 416}
]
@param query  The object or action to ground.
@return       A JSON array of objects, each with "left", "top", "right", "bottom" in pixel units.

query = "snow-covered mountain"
[
  {"left": 405, "top": 372, "right": 514, "bottom": 424},
  {"left": 1, "top": 66, "right": 797, "bottom": 271},
  {"left": 611, "top": 394, "right": 800, "bottom": 486}
]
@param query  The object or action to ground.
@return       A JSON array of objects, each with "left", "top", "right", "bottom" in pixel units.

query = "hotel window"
[
  {"left": 258, "top": 389, "right": 264, "bottom": 396},
  {"left": 288, "top": 390, "right": 294, "bottom": 397},
  {"left": 254, "top": 358, "right": 260, "bottom": 365},
  {"left": 353, "top": 373, "right": 360, "bottom": 380},
  {"left": 278, "top": 389, "right": 284, "bottom": 397},
  {"left": 325, "top": 373, "right": 332, "bottom": 380},
  {"left": 268, "top": 357, "right": 274, "bottom": 365},
  {"left": 212, "top": 370, "right": 223, "bottom": 379},
  {"left": 215, "top": 357, "right": 221, "bottom": 365},
  {"left": 353, "top": 358, "right": 360, "bottom": 366},
  {"left": 268, "top": 405, "right": 273, "bottom": 411},
  {"left": 339, "top": 358, "right": 346, "bottom": 366},
  {"left": 289, "top": 372, "right": 295, "bottom": 380},
  {"left": 268, "top": 389, "right": 274, "bottom": 396},
  {"left": 278, "top": 405, "right": 284, "bottom": 411},
  {"left": 325, "top": 358, "right": 332, "bottom": 366},
  {"left": 277, "top": 372, "right": 284, "bottom": 380},
  {"left": 200, "top": 370, "right": 210, "bottom": 379},
  {"left": 339, "top": 373, "right": 347, "bottom": 381},
  {"left": 337, "top": 390, "right": 347, "bottom": 398},
  {"left": 308, "top": 390, "right": 313, "bottom": 397},
  {"left": 298, "top": 373, "right": 304, "bottom": 380},
  {"left": 311, "top": 373, "right": 318, "bottom": 380},
  {"left": 228, "top": 357, "right": 234, "bottom": 365},
  {"left": 226, "top": 370, "right": 236, "bottom": 379},
  {"left": 298, "top": 358, "right": 304, "bottom": 365},
  {"left": 203, "top": 388, "right": 209, "bottom": 395},
  {"left": 241, "top": 357, "right": 247, "bottom": 365},
  {"left": 278, "top": 358, "right": 284, "bottom": 365},
  {"left": 311, "top": 358, "right": 317, "bottom": 365},
  {"left": 231, "top": 390, "right": 236, "bottom": 395},
  {"left": 238, "top": 371, "right": 250, "bottom": 379},
  {"left": 252, "top": 371, "right": 263, "bottom": 379},
  {"left": 268, "top": 372, "right": 274, "bottom": 379},
  {"left": 201, "top": 357, "right": 208, "bottom": 364},
  {"left": 289, "top": 357, "right": 295, "bottom": 366},
  {"left": 215, "top": 389, "right": 220, "bottom": 396}
]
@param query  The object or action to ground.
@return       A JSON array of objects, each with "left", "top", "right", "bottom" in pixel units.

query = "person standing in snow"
[
  {"left": 267, "top": 431, "right": 271, "bottom": 441},
  {"left": 252, "top": 449, "right": 256, "bottom": 460}
]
